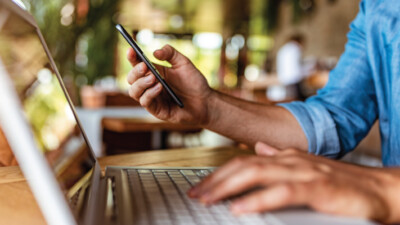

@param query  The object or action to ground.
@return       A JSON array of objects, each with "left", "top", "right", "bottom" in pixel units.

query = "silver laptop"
[{"left": 0, "top": 1, "right": 375, "bottom": 225}]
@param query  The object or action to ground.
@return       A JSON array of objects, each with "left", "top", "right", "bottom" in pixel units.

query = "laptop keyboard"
[{"left": 125, "top": 169, "right": 282, "bottom": 225}]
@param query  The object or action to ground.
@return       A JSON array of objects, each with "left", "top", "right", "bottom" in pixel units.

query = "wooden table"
[
  {"left": 102, "top": 117, "right": 202, "bottom": 154},
  {"left": 0, "top": 146, "right": 252, "bottom": 225}
]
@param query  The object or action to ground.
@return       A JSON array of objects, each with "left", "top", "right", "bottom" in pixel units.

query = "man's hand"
[
  {"left": 188, "top": 142, "right": 400, "bottom": 223},
  {"left": 126, "top": 45, "right": 307, "bottom": 149},
  {"left": 127, "top": 45, "right": 213, "bottom": 126}
]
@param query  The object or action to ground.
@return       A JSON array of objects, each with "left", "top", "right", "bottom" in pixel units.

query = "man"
[
  {"left": 125, "top": 0, "right": 400, "bottom": 223},
  {"left": 276, "top": 34, "right": 307, "bottom": 100}
]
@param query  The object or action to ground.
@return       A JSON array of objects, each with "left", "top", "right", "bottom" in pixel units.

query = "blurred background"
[
  {"left": 18, "top": 0, "right": 361, "bottom": 101},
  {"left": 2, "top": 0, "right": 379, "bottom": 166}
]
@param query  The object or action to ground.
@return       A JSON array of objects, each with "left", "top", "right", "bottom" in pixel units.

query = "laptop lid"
[{"left": 0, "top": 1, "right": 100, "bottom": 224}]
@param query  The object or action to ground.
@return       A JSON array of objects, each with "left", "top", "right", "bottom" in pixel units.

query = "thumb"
[
  {"left": 154, "top": 45, "right": 190, "bottom": 67},
  {"left": 255, "top": 142, "right": 280, "bottom": 156}
]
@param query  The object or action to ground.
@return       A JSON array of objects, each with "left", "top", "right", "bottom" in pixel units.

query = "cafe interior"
[
  {"left": 0, "top": 0, "right": 388, "bottom": 224},
  {"left": 0, "top": 0, "right": 382, "bottom": 167}
]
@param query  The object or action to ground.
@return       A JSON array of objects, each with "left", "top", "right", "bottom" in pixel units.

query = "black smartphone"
[{"left": 116, "top": 24, "right": 184, "bottom": 108}]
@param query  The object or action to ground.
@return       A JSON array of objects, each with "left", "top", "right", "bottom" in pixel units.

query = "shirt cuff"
[{"left": 278, "top": 101, "right": 342, "bottom": 158}]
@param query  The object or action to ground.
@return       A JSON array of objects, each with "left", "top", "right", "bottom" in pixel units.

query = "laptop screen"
[{"left": 0, "top": 4, "right": 96, "bottom": 197}]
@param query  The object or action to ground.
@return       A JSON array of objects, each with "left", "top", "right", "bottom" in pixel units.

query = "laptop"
[{"left": 0, "top": 1, "right": 376, "bottom": 225}]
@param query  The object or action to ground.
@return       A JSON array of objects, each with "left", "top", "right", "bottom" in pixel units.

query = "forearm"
[
  {"left": 373, "top": 168, "right": 400, "bottom": 223},
  {"left": 204, "top": 90, "right": 308, "bottom": 150}
]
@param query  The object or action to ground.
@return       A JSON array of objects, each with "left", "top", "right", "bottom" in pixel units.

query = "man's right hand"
[
  {"left": 127, "top": 45, "right": 307, "bottom": 149},
  {"left": 127, "top": 45, "right": 214, "bottom": 126}
]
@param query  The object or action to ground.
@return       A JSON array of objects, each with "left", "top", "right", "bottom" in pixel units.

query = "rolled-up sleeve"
[
  {"left": 279, "top": 0, "right": 378, "bottom": 159},
  {"left": 280, "top": 102, "right": 341, "bottom": 158}
]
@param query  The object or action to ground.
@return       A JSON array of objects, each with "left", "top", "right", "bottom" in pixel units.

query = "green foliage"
[
  {"left": 263, "top": 0, "right": 282, "bottom": 34},
  {"left": 22, "top": 0, "right": 120, "bottom": 85}
]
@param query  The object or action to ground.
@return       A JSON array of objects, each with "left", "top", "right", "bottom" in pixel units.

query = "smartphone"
[{"left": 116, "top": 24, "right": 184, "bottom": 108}]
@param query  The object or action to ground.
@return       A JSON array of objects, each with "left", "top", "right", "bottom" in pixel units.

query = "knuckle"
[
  {"left": 128, "top": 86, "right": 136, "bottom": 99},
  {"left": 281, "top": 155, "right": 301, "bottom": 163},
  {"left": 137, "top": 77, "right": 151, "bottom": 89},
  {"left": 180, "top": 55, "right": 190, "bottom": 64},
  {"left": 127, "top": 70, "right": 136, "bottom": 84},
  {"left": 306, "top": 169, "right": 325, "bottom": 181},
  {"left": 216, "top": 180, "right": 231, "bottom": 191},
  {"left": 315, "top": 163, "right": 332, "bottom": 174},
  {"left": 281, "top": 184, "right": 295, "bottom": 200},
  {"left": 129, "top": 84, "right": 141, "bottom": 100},
  {"left": 140, "top": 96, "right": 149, "bottom": 107},
  {"left": 312, "top": 174, "right": 330, "bottom": 186},
  {"left": 285, "top": 148, "right": 300, "bottom": 155},
  {"left": 232, "top": 156, "right": 249, "bottom": 165},
  {"left": 248, "top": 163, "right": 265, "bottom": 173}
]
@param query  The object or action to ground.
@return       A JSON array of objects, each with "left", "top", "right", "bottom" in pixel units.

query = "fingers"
[
  {"left": 128, "top": 74, "right": 156, "bottom": 101},
  {"left": 193, "top": 162, "right": 319, "bottom": 205},
  {"left": 154, "top": 45, "right": 190, "bottom": 67},
  {"left": 197, "top": 164, "right": 265, "bottom": 204},
  {"left": 129, "top": 44, "right": 189, "bottom": 68},
  {"left": 188, "top": 156, "right": 259, "bottom": 198},
  {"left": 140, "top": 83, "right": 163, "bottom": 108},
  {"left": 126, "top": 52, "right": 164, "bottom": 107},
  {"left": 127, "top": 62, "right": 147, "bottom": 85},
  {"left": 255, "top": 142, "right": 280, "bottom": 156},
  {"left": 189, "top": 153, "right": 330, "bottom": 205},
  {"left": 127, "top": 48, "right": 140, "bottom": 67},
  {"left": 231, "top": 182, "right": 312, "bottom": 215}
]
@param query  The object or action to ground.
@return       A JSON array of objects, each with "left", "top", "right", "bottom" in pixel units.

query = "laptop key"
[{"left": 126, "top": 169, "right": 283, "bottom": 225}]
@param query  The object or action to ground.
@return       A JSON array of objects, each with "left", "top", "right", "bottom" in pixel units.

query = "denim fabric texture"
[{"left": 280, "top": 0, "right": 400, "bottom": 166}]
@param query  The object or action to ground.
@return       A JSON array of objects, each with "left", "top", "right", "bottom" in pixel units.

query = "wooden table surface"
[{"left": 0, "top": 146, "right": 252, "bottom": 225}]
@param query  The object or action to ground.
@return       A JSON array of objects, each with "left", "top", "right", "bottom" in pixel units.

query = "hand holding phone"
[{"left": 116, "top": 24, "right": 184, "bottom": 108}]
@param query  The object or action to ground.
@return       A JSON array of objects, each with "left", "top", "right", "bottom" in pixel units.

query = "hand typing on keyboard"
[
  {"left": 128, "top": 168, "right": 278, "bottom": 224},
  {"left": 187, "top": 142, "right": 400, "bottom": 224}
]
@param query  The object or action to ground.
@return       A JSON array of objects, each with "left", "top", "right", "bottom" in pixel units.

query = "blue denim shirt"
[{"left": 280, "top": 0, "right": 400, "bottom": 166}]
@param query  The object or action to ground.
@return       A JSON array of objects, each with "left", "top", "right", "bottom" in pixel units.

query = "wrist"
[{"left": 201, "top": 90, "right": 221, "bottom": 128}]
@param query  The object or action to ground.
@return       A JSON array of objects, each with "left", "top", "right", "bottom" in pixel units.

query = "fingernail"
[
  {"left": 145, "top": 75, "right": 153, "bottom": 83},
  {"left": 154, "top": 83, "right": 161, "bottom": 90}
]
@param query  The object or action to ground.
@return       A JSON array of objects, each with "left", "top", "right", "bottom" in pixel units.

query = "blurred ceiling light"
[
  {"left": 226, "top": 43, "right": 239, "bottom": 60},
  {"left": 137, "top": 29, "right": 154, "bottom": 46},
  {"left": 37, "top": 68, "right": 53, "bottom": 84},
  {"left": 231, "top": 34, "right": 245, "bottom": 49},
  {"left": 61, "top": 3, "right": 75, "bottom": 18},
  {"left": 244, "top": 64, "right": 260, "bottom": 82},
  {"left": 75, "top": 53, "right": 88, "bottom": 68},
  {"left": 170, "top": 15, "right": 184, "bottom": 29},
  {"left": 226, "top": 34, "right": 245, "bottom": 60},
  {"left": 193, "top": 33, "right": 223, "bottom": 50},
  {"left": 61, "top": 16, "right": 73, "bottom": 26},
  {"left": 60, "top": 3, "right": 75, "bottom": 26}
]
